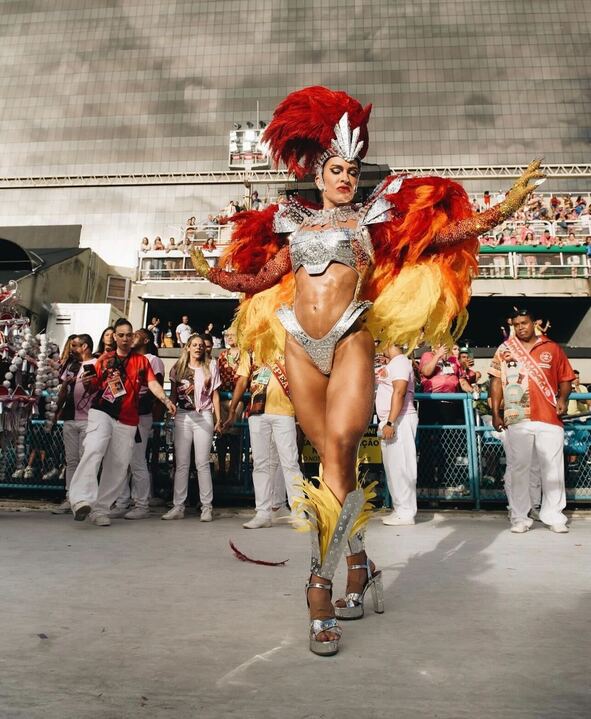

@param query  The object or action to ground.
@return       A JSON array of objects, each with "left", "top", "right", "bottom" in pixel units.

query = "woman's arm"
[
  {"left": 432, "top": 161, "right": 545, "bottom": 248},
  {"left": 190, "top": 245, "right": 291, "bottom": 293},
  {"left": 212, "top": 389, "right": 222, "bottom": 432}
]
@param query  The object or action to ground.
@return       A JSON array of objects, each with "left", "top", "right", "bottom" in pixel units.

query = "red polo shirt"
[{"left": 488, "top": 337, "right": 575, "bottom": 427}]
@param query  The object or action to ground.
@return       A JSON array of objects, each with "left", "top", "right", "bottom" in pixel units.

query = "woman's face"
[
  {"left": 103, "top": 328, "right": 114, "bottom": 347},
  {"left": 317, "top": 157, "right": 359, "bottom": 208},
  {"left": 224, "top": 330, "right": 237, "bottom": 348},
  {"left": 188, "top": 337, "right": 205, "bottom": 362}
]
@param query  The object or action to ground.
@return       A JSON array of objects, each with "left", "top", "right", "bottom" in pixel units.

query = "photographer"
[
  {"left": 68, "top": 318, "right": 176, "bottom": 527},
  {"left": 53, "top": 334, "right": 97, "bottom": 514}
]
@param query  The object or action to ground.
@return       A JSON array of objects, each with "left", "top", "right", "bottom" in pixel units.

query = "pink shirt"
[
  {"left": 375, "top": 355, "right": 416, "bottom": 420},
  {"left": 191, "top": 361, "right": 220, "bottom": 412},
  {"left": 60, "top": 358, "right": 98, "bottom": 421},
  {"left": 419, "top": 352, "right": 460, "bottom": 393}
]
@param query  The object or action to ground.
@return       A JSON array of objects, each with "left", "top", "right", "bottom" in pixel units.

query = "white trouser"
[
  {"left": 501, "top": 436, "right": 543, "bottom": 508},
  {"left": 380, "top": 413, "right": 419, "bottom": 520},
  {"left": 504, "top": 420, "right": 567, "bottom": 526},
  {"left": 172, "top": 410, "right": 214, "bottom": 509},
  {"left": 115, "top": 414, "right": 153, "bottom": 510},
  {"left": 62, "top": 419, "right": 88, "bottom": 495},
  {"left": 248, "top": 413, "right": 303, "bottom": 518},
  {"left": 68, "top": 409, "right": 137, "bottom": 514}
]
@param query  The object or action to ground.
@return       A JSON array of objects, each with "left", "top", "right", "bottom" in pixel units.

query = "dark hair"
[
  {"left": 97, "top": 326, "right": 115, "bottom": 354},
  {"left": 137, "top": 327, "right": 158, "bottom": 356},
  {"left": 201, "top": 334, "right": 213, "bottom": 345},
  {"left": 510, "top": 308, "right": 535, "bottom": 320},
  {"left": 113, "top": 317, "right": 133, "bottom": 331},
  {"left": 76, "top": 333, "right": 94, "bottom": 353}
]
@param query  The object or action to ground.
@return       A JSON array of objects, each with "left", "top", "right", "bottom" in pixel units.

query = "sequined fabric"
[
  {"left": 276, "top": 299, "right": 372, "bottom": 375},
  {"left": 208, "top": 244, "right": 291, "bottom": 293}
]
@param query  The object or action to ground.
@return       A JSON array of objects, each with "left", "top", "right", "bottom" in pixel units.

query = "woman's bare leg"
[{"left": 286, "top": 327, "right": 375, "bottom": 640}]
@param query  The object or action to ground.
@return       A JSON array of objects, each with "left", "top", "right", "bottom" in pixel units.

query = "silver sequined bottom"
[{"left": 276, "top": 299, "right": 372, "bottom": 375}]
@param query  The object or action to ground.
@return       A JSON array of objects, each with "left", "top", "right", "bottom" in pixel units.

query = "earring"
[{"left": 318, "top": 180, "right": 325, "bottom": 191}]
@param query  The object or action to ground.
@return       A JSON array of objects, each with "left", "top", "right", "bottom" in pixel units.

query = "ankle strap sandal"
[
  {"left": 306, "top": 580, "right": 342, "bottom": 657},
  {"left": 335, "top": 557, "right": 385, "bottom": 620}
]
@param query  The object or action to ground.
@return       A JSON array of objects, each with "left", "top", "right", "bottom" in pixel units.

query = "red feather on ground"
[{"left": 229, "top": 540, "right": 289, "bottom": 567}]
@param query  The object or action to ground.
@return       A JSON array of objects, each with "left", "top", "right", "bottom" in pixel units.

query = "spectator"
[
  {"left": 251, "top": 190, "right": 262, "bottom": 211},
  {"left": 489, "top": 308, "right": 574, "bottom": 533},
  {"left": 140, "top": 237, "right": 151, "bottom": 252},
  {"left": 216, "top": 326, "right": 244, "bottom": 482},
  {"left": 147, "top": 316, "right": 161, "bottom": 347},
  {"left": 567, "top": 370, "right": 590, "bottom": 416},
  {"left": 483, "top": 191, "right": 491, "bottom": 207},
  {"left": 68, "top": 318, "right": 175, "bottom": 526},
  {"left": 162, "top": 320, "right": 176, "bottom": 348},
  {"left": 225, "top": 354, "right": 303, "bottom": 528},
  {"left": 162, "top": 334, "right": 222, "bottom": 522},
  {"left": 176, "top": 315, "right": 192, "bottom": 347},
  {"left": 153, "top": 237, "right": 165, "bottom": 252},
  {"left": 202, "top": 334, "right": 214, "bottom": 360},
  {"left": 187, "top": 216, "right": 196, "bottom": 227},
  {"left": 458, "top": 349, "right": 481, "bottom": 389},
  {"left": 376, "top": 344, "right": 418, "bottom": 526},
  {"left": 53, "top": 334, "right": 98, "bottom": 514},
  {"left": 111, "top": 328, "right": 165, "bottom": 520},
  {"left": 202, "top": 237, "right": 217, "bottom": 252},
  {"left": 95, "top": 326, "right": 115, "bottom": 356},
  {"left": 58, "top": 334, "right": 78, "bottom": 375},
  {"left": 418, "top": 344, "right": 463, "bottom": 484}
]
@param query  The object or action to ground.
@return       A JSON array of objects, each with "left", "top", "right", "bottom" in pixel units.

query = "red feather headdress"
[{"left": 261, "top": 86, "right": 372, "bottom": 179}]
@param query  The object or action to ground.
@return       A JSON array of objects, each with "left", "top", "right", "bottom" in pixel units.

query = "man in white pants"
[
  {"left": 490, "top": 308, "right": 574, "bottom": 534},
  {"left": 53, "top": 334, "right": 97, "bottom": 514},
  {"left": 68, "top": 319, "right": 176, "bottom": 526},
  {"left": 111, "top": 328, "right": 165, "bottom": 520},
  {"left": 375, "top": 345, "right": 419, "bottom": 526},
  {"left": 225, "top": 354, "right": 302, "bottom": 529}
]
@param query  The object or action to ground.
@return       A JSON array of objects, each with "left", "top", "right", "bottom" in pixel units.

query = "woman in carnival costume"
[{"left": 190, "top": 87, "right": 544, "bottom": 656}]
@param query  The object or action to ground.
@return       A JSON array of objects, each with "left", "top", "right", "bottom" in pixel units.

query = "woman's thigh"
[
  {"left": 325, "top": 327, "right": 375, "bottom": 443},
  {"left": 285, "top": 334, "right": 329, "bottom": 459}
]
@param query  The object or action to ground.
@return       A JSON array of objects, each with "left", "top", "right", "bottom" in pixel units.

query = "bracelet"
[{"left": 385, "top": 420, "right": 394, "bottom": 427}]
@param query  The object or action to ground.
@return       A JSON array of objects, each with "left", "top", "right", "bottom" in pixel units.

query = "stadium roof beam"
[{"left": 0, "top": 164, "right": 589, "bottom": 189}]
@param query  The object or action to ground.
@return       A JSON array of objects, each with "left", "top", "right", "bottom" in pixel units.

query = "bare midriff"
[{"left": 293, "top": 262, "right": 359, "bottom": 339}]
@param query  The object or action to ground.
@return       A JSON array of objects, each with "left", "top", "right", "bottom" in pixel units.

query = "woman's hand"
[
  {"left": 504, "top": 160, "right": 546, "bottom": 210},
  {"left": 214, "top": 419, "right": 223, "bottom": 434},
  {"left": 381, "top": 424, "right": 396, "bottom": 441},
  {"left": 189, "top": 246, "right": 211, "bottom": 278}
]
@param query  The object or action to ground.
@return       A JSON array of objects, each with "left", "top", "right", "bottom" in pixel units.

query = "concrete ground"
[{"left": 1, "top": 505, "right": 590, "bottom": 719}]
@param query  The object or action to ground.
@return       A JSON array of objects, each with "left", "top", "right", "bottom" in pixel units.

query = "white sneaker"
[
  {"left": 52, "top": 499, "right": 71, "bottom": 515},
  {"left": 549, "top": 524, "right": 569, "bottom": 534},
  {"left": 382, "top": 512, "right": 415, "bottom": 526},
  {"left": 42, "top": 468, "right": 60, "bottom": 481},
  {"left": 510, "top": 522, "right": 530, "bottom": 533},
  {"left": 161, "top": 506, "right": 185, "bottom": 520},
  {"left": 12, "top": 468, "right": 25, "bottom": 479},
  {"left": 200, "top": 506, "right": 213, "bottom": 522},
  {"left": 23, "top": 467, "right": 34, "bottom": 480},
  {"left": 243, "top": 513, "right": 272, "bottom": 529},
  {"left": 108, "top": 506, "right": 130, "bottom": 519},
  {"left": 124, "top": 507, "right": 151, "bottom": 520},
  {"left": 89, "top": 512, "right": 111, "bottom": 527},
  {"left": 72, "top": 501, "right": 91, "bottom": 522}
]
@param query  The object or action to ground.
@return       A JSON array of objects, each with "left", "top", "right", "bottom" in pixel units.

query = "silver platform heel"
[
  {"left": 301, "top": 487, "right": 367, "bottom": 657},
  {"left": 306, "top": 580, "right": 342, "bottom": 656},
  {"left": 335, "top": 532, "right": 385, "bottom": 620}
]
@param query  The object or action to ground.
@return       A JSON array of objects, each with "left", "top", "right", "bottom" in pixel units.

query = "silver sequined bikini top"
[{"left": 289, "top": 226, "right": 370, "bottom": 275}]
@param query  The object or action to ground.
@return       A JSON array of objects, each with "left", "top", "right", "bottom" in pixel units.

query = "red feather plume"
[{"left": 261, "top": 86, "right": 372, "bottom": 179}]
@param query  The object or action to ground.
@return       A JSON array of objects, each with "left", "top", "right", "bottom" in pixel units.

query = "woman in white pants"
[{"left": 162, "top": 334, "right": 221, "bottom": 522}]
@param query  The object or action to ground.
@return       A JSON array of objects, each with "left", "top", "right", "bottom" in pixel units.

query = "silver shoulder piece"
[
  {"left": 361, "top": 175, "right": 405, "bottom": 227},
  {"left": 273, "top": 198, "right": 315, "bottom": 234}
]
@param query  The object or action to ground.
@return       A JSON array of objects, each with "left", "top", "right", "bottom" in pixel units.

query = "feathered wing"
[
  {"left": 220, "top": 204, "right": 294, "bottom": 364},
  {"left": 362, "top": 176, "right": 479, "bottom": 351}
]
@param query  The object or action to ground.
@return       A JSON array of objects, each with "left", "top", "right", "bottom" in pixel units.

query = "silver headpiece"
[{"left": 315, "top": 112, "right": 365, "bottom": 173}]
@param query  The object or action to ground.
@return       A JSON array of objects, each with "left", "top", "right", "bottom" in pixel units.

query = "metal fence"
[{"left": 1, "top": 393, "right": 590, "bottom": 508}]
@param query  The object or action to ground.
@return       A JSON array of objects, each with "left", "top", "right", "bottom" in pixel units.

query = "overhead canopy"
[{"left": 0, "top": 238, "right": 33, "bottom": 273}]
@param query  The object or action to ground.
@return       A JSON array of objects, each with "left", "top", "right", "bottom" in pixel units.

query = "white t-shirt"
[
  {"left": 375, "top": 354, "right": 416, "bottom": 421},
  {"left": 176, "top": 323, "right": 192, "bottom": 345}
]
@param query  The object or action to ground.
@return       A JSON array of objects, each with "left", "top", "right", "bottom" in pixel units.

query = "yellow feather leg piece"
[{"left": 291, "top": 469, "right": 377, "bottom": 565}]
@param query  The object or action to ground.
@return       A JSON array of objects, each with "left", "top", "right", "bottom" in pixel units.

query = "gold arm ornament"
[
  {"left": 433, "top": 159, "right": 546, "bottom": 247},
  {"left": 189, "top": 246, "right": 212, "bottom": 278}
]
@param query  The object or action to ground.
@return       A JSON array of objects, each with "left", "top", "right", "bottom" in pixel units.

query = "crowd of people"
[{"left": 29, "top": 305, "right": 585, "bottom": 537}]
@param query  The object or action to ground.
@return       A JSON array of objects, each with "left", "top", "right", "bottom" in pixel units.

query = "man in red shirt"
[
  {"left": 69, "top": 319, "right": 176, "bottom": 526},
  {"left": 489, "top": 309, "right": 574, "bottom": 533}
]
